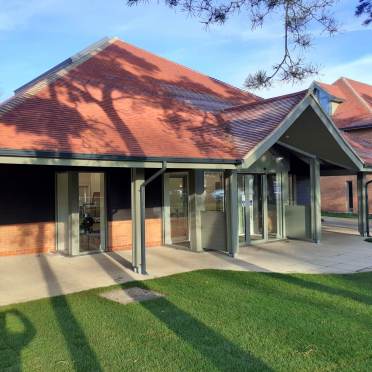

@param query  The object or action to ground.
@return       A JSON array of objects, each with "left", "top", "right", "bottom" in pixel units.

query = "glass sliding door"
[
  {"left": 238, "top": 173, "right": 283, "bottom": 244},
  {"left": 238, "top": 175, "right": 246, "bottom": 243},
  {"left": 56, "top": 171, "right": 106, "bottom": 255},
  {"left": 168, "top": 174, "right": 189, "bottom": 244},
  {"left": 78, "top": 172, "right": 105, "bottom": 253},
  {"left": 249, "top": 175, "right": 265, "bottom": 241},
  {"left": 267, "top": 174, "right": 280, "bottom": 239}
]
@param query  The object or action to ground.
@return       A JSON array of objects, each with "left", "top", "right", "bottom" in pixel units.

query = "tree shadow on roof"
[{"left": 0, "top": 41, "right": 258, "bottom": 161}]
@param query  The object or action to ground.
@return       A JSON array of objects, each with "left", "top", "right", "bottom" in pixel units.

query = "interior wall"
[{"left": 0, "top": 165, "right": 55, "bottom": 256}]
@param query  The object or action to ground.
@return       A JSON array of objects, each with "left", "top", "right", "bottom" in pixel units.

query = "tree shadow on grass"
[
  {"left": 201, "top": 270, "right": 372, "bottom": 330},
  {"left": 38, "top": 255, "right": 103, "bottom": 371},
  {"left": 137, "top": 283, "right": 272, "bottom": 371},
  {"left": 267, "top": 273, "right": 372, "bottom": 306},
  {"left": 91, "top": 252, "right": 271, "bottom": 370},
  {"left": 0, "top": 309, "right": 35, "bottom": 372}
]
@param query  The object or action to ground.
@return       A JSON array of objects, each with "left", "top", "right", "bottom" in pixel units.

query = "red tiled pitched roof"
[
  {"left": 316, "top": 82, "right": 345, "bottom": 100},
  {"left": 0, "top": 38, "right": 262, "bottom": 162},
  {"left": 319, "top": 77, "right": 372, "bottom": 130},
  {"left": 317, "top": 77, "right": 372, "bottom": 167},
  {"left": 342, "top": 131, "right": 372, "bottom": 167}
]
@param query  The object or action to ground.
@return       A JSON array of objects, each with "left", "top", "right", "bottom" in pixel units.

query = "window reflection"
[{"left": 204, "top": 172, "right": 224, "bottom": 212}]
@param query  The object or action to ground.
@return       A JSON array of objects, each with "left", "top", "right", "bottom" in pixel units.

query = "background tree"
[
  {"left": 356, "top": 0, "right": 372, "bottom": 25},
  {"left": 127, "top": 0, "right": 371, "bottom": 90}
]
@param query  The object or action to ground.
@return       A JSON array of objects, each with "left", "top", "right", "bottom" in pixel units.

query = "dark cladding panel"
[
  {"left": 0, "top": 165, "right": 55, "bottom": 225},
  {"left": 106, "top": 169, "right": 131, "bottom": 221},
  {"left": 145, "top": 169, "right": 163, "bottom": 219}
]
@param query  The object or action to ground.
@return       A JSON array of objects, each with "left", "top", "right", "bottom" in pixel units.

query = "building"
[
  {"left": 312, "top": 78, "right": 372, "bottom": 215},
  {"left": 0, "top": 37, "right": 370, "bottom": 273}
]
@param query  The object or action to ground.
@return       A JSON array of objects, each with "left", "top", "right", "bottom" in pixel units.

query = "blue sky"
[{"left": 0, "top": 0, "right": 371, "bottom": 100}]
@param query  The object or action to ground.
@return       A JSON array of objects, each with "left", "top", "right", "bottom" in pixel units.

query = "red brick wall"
[
  {"left": 0, "top": 222, "right": 55, "bottom": 256},
  {"left": 107, "top": 218, "right": 162, "bottom": 251},
  {"left": 321, "top": 175, "right": 372, "bottom": 213},
  {"left": 0, "top": 217, "right": 163, "bottom": 256},
  {"left": 321, "top": 128, "right": 372, "bottom": 213}
]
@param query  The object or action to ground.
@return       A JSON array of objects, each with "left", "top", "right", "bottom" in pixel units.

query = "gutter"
[
  {"left": 139, "top": 161, "right": 167, "bottom": 274},
  {"left": 341, "top": 123, "right": 372, "bottom": 132},
  {"left": 0, "top": 148, "right": 241, "bottom": 165}
]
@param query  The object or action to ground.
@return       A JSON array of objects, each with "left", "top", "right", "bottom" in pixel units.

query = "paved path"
[
  {"left": 1, "top": 231, "right": 372, "bottom": 306},
  {"left": 322, "top": 217, "right": 358, "bottom": 232}
]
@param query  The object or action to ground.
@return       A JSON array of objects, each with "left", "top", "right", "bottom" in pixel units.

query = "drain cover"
[{"left": 100, "top": 287, "right": 164, "bottom": 305}]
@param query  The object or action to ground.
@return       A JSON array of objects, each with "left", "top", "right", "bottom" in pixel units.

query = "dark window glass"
[{"left": 346, "top": 181, "right": 353, "bottom": 211}]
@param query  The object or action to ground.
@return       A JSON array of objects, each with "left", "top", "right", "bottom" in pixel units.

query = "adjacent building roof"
[
  {"left": 342, "top": 131, "right": 372, "bottom": 167},
  {"left": 315, "top": 77, "right": 372, "bottom": 167},
  {"left": 317, "top": 77, "right": 372, "bottom": 130}
]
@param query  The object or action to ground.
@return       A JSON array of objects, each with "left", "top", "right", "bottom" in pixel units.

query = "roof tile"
[{"left": 0, "top": 39, "right": 262, "bottom": 161}]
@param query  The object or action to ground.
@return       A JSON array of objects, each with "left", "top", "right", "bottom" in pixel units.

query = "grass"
[
  {"left": 1, "top": 270, "right": 372, "bottom": 371},
  {"left": 322, "top": 211, "right": 357, "bottom": 219},
  {"left": 322, "top": 211, "right": 372, "bottom": 219},
  {"left": 365, "top": 238, "right": 372, "bottom": 243}
]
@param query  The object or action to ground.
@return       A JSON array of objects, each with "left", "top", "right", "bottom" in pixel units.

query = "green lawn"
[
  {"left": 321, "top": 211, "right": 358, "bottom": 219},
  {"left": 322, "top": 211, "right": 372, "bottom": 219},
  {"left": 1, "top": 270, "right": 372, "bottom": 371}
]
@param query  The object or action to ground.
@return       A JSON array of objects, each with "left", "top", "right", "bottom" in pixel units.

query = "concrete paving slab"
[
  {"left": 1, "top": 231, "right": 372, "bottom": 306},
  {"left": 100, "top": 287, "right": 164, "bottom": 305}
]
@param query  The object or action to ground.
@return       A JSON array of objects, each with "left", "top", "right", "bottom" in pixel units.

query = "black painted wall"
[
  {"left": 106, "top": 168, "right": 163, "bottom": 222},
  {"left": 0, "top": 164, "right": 55, "bottom": 225}
]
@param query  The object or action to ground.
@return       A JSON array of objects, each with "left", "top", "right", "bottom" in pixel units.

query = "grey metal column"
[
  {"left": 225, "top": 170, "right": 239, "bottom": 256},
  {"left": 357, "top": 172, "right": 368, "bottom": 237},
  {"left": 310, "top": 158, "right": 321, "bottom": 243},
  {"left": 189, "top": 170, "right": 204, "bottom": 252},
  {"left": 131, "top": 168, "right": 144, "bottom": 272}
]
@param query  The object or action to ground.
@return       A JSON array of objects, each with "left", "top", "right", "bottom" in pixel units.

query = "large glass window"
[
  {"left": 204, "top": 172, "right": 224, "bottom": 212},
  {"left": 79, "top": 173, "right": 105, "bottom": 253},
  {"left": 346, "top": 181, "right": 354, "bottom": 211}
]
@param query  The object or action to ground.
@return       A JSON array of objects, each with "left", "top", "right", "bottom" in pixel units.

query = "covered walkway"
[{"left": 1, "top": 231, "right": 372, "bottom": 307}]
